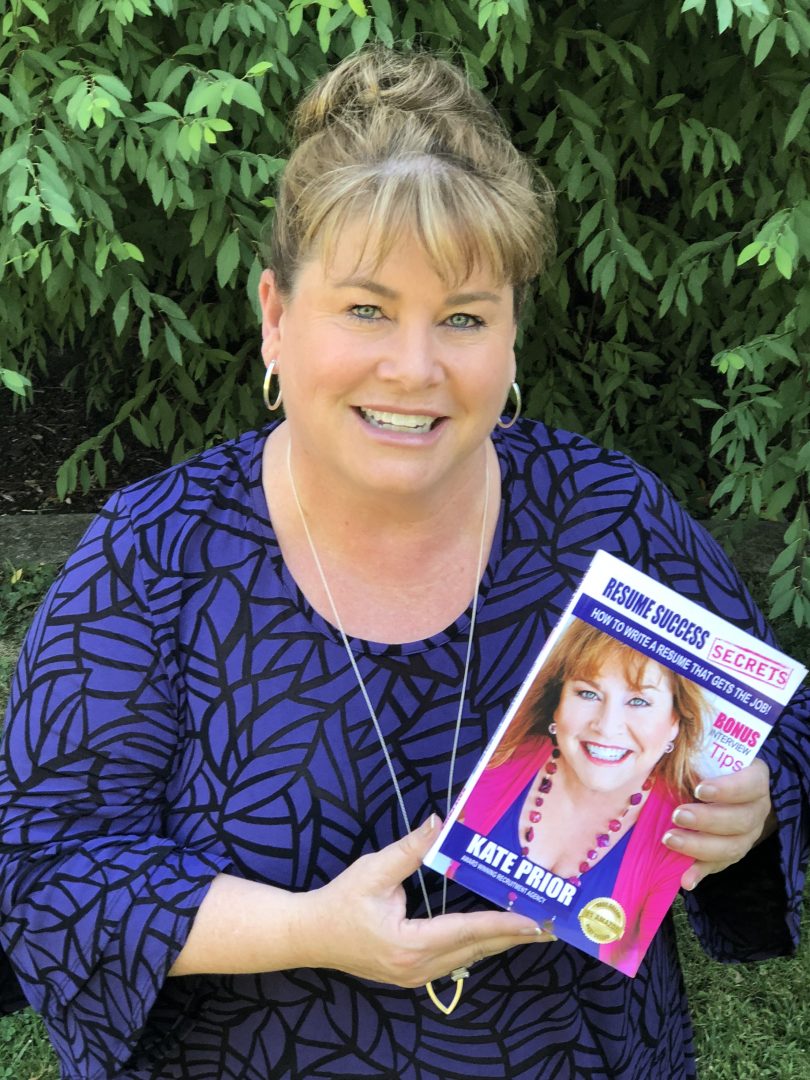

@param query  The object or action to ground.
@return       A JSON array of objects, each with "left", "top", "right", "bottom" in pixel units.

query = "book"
[{"left": 424, "top": 550, "right": 807, "bottom": 976}]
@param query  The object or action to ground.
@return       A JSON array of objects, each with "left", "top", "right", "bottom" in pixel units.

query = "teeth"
[
  {"left": 360, "top": 408, "right": 435, "bottom": 433},
  {"left": 584, "top": 743, "right": 629, "bottom": 762}
]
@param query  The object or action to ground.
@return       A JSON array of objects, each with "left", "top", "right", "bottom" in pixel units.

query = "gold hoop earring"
[
  {"left": 262, "top": 360, "right": 283, "bottom": 411},
  {"left": 497, "top": 382, "right": 522, "bottom": 429}
]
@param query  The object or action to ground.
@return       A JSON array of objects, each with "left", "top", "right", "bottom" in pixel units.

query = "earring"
[
  {"left": 664, "top": 741, "right": 674, "bottom": 754},
  {"left": 262, "top": 360, "right": 283, "bottom": 411},
  {"left": 497, "top": 382, "right": 522, "bottom": 429},
  {"left": 549, "top": 722, "right": 557, "bottom": 736}
]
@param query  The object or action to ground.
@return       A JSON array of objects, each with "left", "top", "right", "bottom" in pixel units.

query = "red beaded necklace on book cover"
[{"left": 521, "top": 722, "right": 661, "bottom": 887}]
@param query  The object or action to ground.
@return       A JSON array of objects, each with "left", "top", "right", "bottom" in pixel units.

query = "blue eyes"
[
  {"left": 348, "top": 305, "right": 483, "bottom": 329},
  {"left": 445, "top": 313, "right": 483, "bottom": 329},
  {"left": 351, "top": 305, "right": 380, "bottom": 320},
  {"left": 574, "top": 689, "right": 651, "bottom": 707}
]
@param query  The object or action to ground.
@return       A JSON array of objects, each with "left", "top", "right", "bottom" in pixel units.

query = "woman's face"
[
  {"left": 259, "top": 222, "right": 517, "bottom": 503},
  {"left": 552, "top": 660, "right": 679, "bottom": 795}
]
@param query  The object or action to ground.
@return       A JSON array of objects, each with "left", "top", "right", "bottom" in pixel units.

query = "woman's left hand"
[{"left": 662, "top": 759, "right": 777, "bottom": 891}]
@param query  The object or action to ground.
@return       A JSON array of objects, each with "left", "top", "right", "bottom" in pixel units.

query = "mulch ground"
[{"left": 1, "top": 379, "right": 171, "bottom": 515}]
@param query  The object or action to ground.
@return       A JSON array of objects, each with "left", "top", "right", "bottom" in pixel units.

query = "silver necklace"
[{"left": 285, "top": 439, "right": 490, "bottom": 1017}]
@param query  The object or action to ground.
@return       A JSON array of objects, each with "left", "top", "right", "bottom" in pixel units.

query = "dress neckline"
[{"left": 249, "top": 423, "right": 510, "bottom": 657}]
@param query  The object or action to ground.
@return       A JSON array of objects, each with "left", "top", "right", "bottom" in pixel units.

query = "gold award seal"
[{"left": 577, "top": 897, "right": 626, "bottom": 944}]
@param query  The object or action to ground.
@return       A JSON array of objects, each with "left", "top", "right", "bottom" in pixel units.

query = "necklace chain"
[{"left": 285, "top": 439, "right": 491, "bottom": 1013}]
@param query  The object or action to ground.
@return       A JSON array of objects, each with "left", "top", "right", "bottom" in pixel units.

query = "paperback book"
[{"left": 424, "top": 550, "right": 807, "bottom": 976}]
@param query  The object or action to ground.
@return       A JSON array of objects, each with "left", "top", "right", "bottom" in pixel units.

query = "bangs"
[
  {"left": 295, "top": 154, "right": 543, "bottom": 291},
  {"left": 562, "top": 623, "right": 669, "bottom": 691}
]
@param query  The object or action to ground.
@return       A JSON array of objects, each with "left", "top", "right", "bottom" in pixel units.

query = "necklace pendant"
[{"left": 426, "top": 966, "right": 469, "bottom": 1016}]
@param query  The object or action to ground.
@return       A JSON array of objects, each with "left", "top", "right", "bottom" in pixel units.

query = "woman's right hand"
[
  {"left": 301, "top": 816, "right": 554, "bottom": 988},
  {"left": 170, "top": 817, "right": 553, "bottom": 982}
]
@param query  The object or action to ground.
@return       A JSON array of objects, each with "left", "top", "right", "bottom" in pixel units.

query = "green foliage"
[
  {"left": 0, "top": 563, "right": 57, "bottom": 640},
  {"left": 0, "top": 1008, "right": 58, "bottom": 1079},
  {"left": 0, "top": 0, "right": 807, "bottom": 624}
]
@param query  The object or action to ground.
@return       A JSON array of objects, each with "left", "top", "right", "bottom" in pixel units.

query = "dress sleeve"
[
  {"left": 635, "top": 467, "right": 809, "bottom": 963},
  {"left": 0, "top": 492, "right": 233, "bottom": 1078}
]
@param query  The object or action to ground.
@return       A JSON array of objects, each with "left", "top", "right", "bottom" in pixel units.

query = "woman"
[
  {"left": 454, "top": 619, "right": 711, "bottom": 974},
  {"left": 0, "top": 47, "right": 803, "bottom": 1080}
]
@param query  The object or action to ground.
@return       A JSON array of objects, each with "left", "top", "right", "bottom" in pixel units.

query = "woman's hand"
[
  {"left": 663, "top": 759, "right": 776, "bottom": 891},
  {"left": 170, "top": 817, "right": 552, "bottom": 981},
  {"left": 303, "top": 816, "right": 555, "bottom": 988}
]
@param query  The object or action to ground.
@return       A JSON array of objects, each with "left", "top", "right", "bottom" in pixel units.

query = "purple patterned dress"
[{"left": 0, "top": 419, "right": 807, "bottom": 1079}]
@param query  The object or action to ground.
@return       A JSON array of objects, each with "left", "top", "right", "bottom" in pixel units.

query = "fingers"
[
  {"left": 393, "top": 911, "right": 556, "bottom": 989},
  {"left": 311, "top": 818, "right": 556, "bottom": 987},
  {"left": 692, "top": 758, "right": 770, "bottom": 805},
  {"left": 358, "top": 815, "right": 444, "bottom": 896},
  {"left": 661, "top": 760, "right": 773, "bottom": 891}
]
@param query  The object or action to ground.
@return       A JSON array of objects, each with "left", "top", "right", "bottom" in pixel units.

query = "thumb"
[{"left": 372, "top": 815, "right": 443, "bottom": 888}]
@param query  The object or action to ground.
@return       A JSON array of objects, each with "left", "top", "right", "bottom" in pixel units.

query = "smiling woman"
[
  {"left": 0, "top": 45, "right": 807, "bottom": 1080},
  {"left": 258, "top": 226, "right": 519, "bottom": 586}
]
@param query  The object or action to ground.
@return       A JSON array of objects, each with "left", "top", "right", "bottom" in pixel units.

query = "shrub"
[{"left": 0, "top": 0, "right": 808, "bottom": 625}]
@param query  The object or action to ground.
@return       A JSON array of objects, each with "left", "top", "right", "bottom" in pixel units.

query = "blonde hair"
[
  {"left": 267, "top": 47, "right": 556, "bottom": 307},
  {"left": 493, "top": 619, "right": 707, "bottom": 799}
]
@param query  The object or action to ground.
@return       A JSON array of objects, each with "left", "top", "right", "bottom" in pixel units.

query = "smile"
[
  {"left": 582, "top": 742, "right": 631, "bottom": 764},
  {"left": 358, "top": 407, "right": 439, "bottom": 434}
]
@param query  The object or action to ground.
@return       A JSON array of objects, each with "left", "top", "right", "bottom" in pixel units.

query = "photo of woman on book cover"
[{"left": 453, "top": 617, "right": 710, "bottom": 975}]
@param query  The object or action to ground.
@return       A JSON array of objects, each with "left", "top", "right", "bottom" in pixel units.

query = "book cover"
[{"left": 424, "top": 550, "right": 807, "bottom": 976}]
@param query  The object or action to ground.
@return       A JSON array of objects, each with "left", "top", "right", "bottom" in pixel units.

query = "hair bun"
[
  {"left": 292, "top": 47, "right": 494, "bottom": 143},
  {"left": 269, "top": 46, "right": 555, "bottom": 297}
]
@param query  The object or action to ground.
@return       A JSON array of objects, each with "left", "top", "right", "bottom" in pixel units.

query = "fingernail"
[
  {"left": 695, "top": 783, "right": 717, "bottom": 801},
  {"left": 673, "top": 808, "right": 696, "bottom": 827},
  {"left": 420, "top": 814, "right": 437, "bottom": 835},
  {"left": 663, "top": 830, "right": 683, "bottom": 849},
  {"left": 522, "top": 926, "right": 557, "bottom": 941}
]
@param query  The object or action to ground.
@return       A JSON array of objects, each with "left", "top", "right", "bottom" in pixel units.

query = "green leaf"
[
  {"left": 787, "top": 8, "right": 810, "bottom": 51},
  {"left": 715, "top": 0, "right": 733, "bottom": 33},
  {"left": 558, "top": 89, "right": 601, "bottom": 129},
  {"left": 654, "top": 93, "right": 685, "bottom": 110},
  {"left": 0, "top": 140, "right": 30, "bottom": 176},
  {"left": 617, "top": 237, "right": 653, "bottom": 281},
  {"left": 230, "top": 80, "right": 264, "bottom": 114},
  {"left": 770, "top": 539, "right": 802, "bottom": 577},
  {"left": 754, "top": 19, "right": 778, "bottom": 66},
  {"left": 577, "top": 201, "right": 603, "bottom": 245},
  {"left": 774, "top": 245, "right": 793, "bottom": 279},
  {"left": 145, "top": 100, "right": 181, "bottom": 118},
  {"left": 351, "top": 12, "right": 372, "bottom": 49},
  {"left": 22, "top": 0, "right": 49, "bottom": 22},
  {"left": 184, "top": 80, "right": 221, "bottom": 116},
  {"left": 0, "top": 369, "right": 32, "bottom": 395},
  {"left": 164, "top": 324, "right": 182, "bottom": 364},
  {"left": 783, "top": 84, "right": 810, "bottom": 148},
  {"left": 112, "top": 288, "right": 131, "bottom": 335},
  {"left": 288, "top": 1, "right": 304, "bottom": 35},
  {"left": 95, "top": 73, "right": 132, "bottom": 102},
  {"left": 217, "top": 231, "right": 240, "bottom": 287},
  {"left": 582, "top": 229, "right": 607, "bottom": 273},
  {"left": 122, "top": 242, "right": 144, "bottom": 262},
  {"left": 347, "top": 0, "right": 367, "bottom": 15},
  {"left": 77, "top": 0, "right": 100, "bottom": 35},
  {"left": 212, "top": 5, "right": 230, "bottom": 42},
  {"left": 737, "top": 241, "right": 764, "bottom": 266},
  {"left": 138, "top": 312, "right": 152, "bottom": 357},
  {"left": 246, "top": 61, "right": 273, "bottom": 78}
]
